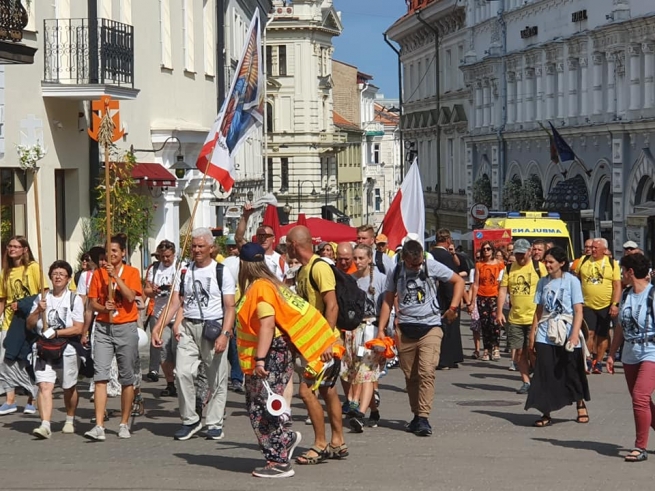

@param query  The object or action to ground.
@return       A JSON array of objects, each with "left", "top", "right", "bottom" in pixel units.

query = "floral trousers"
[
  {"left": 245, "top": 336, "right": 295, "bottom": 464},
  {"left": 477, "top": 295, "right": 500, "bottom": 351}
]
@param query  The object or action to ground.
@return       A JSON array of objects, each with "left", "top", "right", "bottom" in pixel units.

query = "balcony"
[
  {"left": 0, "top": 0, "right": 36, "bottom": 65},
  {"left": 41, "top": 18, "right": 139, "bottom": 100}
]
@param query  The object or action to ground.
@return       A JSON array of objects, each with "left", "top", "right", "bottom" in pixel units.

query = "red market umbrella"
[
  {"left": 280, "top": 217, "right": 357, "bottom": 245},
  {"left": 262, "top": 204, "right": 281, "bottom": 248}
]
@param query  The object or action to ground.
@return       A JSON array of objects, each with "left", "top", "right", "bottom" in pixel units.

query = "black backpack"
[
  {"left": 375, "top": 251, "right": 386, "bottom": 274},
  {"left": 506, "top": 259, "right": 542, "bottom": 278},
  {"left": 308, "top": 259, "right": 366, "bottom": 331},
  {"left": 621, "top": 285, "right": 655, "bottom": 325}
]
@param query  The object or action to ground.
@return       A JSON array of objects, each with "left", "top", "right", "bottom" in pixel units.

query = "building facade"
[
  {"left": 265, "top": 0, "right": 343, "bottom": 222},
  {"left": 386, "top": 0, "right": 469, "bottom": 238},
  {"left": 461, "top": 0, "right": 655, "bottom": 257}
]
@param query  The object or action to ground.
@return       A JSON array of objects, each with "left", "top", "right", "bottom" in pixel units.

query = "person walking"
[
  {"left": 27, "top": 260, "right": 85, "bottom": 439},
  {"left": 526, "top": 246, "right": 590, "bottom": 427},
  {"left": 607, "top": 252, "right": 655, "bottom": 462}
]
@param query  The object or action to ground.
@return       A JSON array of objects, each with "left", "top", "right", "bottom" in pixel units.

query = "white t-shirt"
[
  {"left": 30, "top": 290, "right": 85, "bottom": 334},
  {"left": 76, "top": 270, "right": 94, "bottom": 296},
  {"left": 146, "top": 262, "right": 177, "bottom": 319},
  {"left": 265, "top": 251, "right": 287, "bottom": 282},
  {"left": 174, "top": 260, "right": 236, "bottom": 320},
  {"left": 222, "top": 256, "right": 240, "bottom": 287}
]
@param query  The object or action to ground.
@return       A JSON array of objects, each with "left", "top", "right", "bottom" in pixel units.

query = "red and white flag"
[
  {"left": 381, "top": 159, "right": 425, "bottom": 249},
  {"left": 196, "top": 11, "right": 263, "bottom": 191}
]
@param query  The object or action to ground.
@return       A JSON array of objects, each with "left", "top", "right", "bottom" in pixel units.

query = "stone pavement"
[{"left": 0, "top": 320, "right": 653, "bottom": 491}]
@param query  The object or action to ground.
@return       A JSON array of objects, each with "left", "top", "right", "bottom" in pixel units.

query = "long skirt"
[{"left": 525, "top": 343, "right": 590, "bottom": 415}]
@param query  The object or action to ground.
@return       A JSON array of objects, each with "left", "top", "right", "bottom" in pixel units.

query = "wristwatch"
[{"left": 221, "top": 330, "right": 232, "bottom": 339}]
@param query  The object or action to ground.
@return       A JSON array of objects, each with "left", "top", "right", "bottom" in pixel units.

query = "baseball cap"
[
  {"left": 623, "top": 240, "right": 638, "bottom": 249},
  {"left": 240, "top": 242, "right": 265, "bottom": 262},
  {"left": 278, "top": 235, "right": 287, "bottom": 245},
  {"left": 317, "top": 241, "right": 330, "bottom": 252},
  {"left": 225, "top": 234, "right": 237, "bottom": 246},
  {"left": 401, "top": 233, "right": 421, "bottom": 245},
  {"left": 376, "top": 234, "right": 388, "bottom": 244},
  {"left": 513, "top": 239, "right": 531, "bottom": 254}
]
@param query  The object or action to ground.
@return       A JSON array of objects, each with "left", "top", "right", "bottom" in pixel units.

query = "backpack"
[
  {"left": 179, "top": 262, "right": 224, "bottom": 297},
  {"left": 375, "top": 251, "right": 386, "bottom": 274},
  {"left": 621, "top": 285, "right": 655, "bottom": 326},
  {"left": 308, "top": 258, "right": 366, "bottom": 331},
  {"left": 506, "top": 259, "right": 542, "bottom": 279},
  {"left": 578, "top": 255, "right": 615, "bottom": 274}
]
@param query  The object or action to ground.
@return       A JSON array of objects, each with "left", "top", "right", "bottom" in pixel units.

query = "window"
[
  {"left": 266, "top": 45, "right": 273, "bottom": 75},
  {"left": 159, "top": 0, "right": 172, "bottom": 68},
  {"left": 445, "top": 49, "right": 452, "bottom": 91},
  {"left": 266, "top": 45, "right": 287, "bottom": 77},
  {"left": 417, "top": 60, "right": 422, "bottom": 99},
  {"left": 266, "top": 102, "right": 274, "bottom": 133},
  {"left": 267, "top": 158, "right": 274, "bottom": 191},
  {"left": 203, "top": 0, "right": 215, "bottom": 76},
  {"left": 279, "top": 45, "right": 287, "bottom": 76},
  {"left": 374, "top": 188, "right": 381, "bottom": 212},
  {"left": 281, "top": 158, "right": 289, "bottom": 191},
  {"left": 183, "top": 0, "right": 195, "bottom": 72},
  {"left": 457, "top": 45, "right": 464, "bottom": 86},
  {"left": 372, "top": 143, "right": 380, "bottom": 164},
  {"left": 446, "top": 138, "right": 454, "bottom": 191},
  {"left": 55, "top": 170, "right": 67, "bottom": 260}
]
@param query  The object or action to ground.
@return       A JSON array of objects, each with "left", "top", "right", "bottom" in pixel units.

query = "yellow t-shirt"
[
  {"left": 501, "top": 260, "right": 547, "bottom": 325},
  {"left": 577, "top": 256, "right": 620, "bottom": 309},
  {"left": 296, "top": 255, "right": 336, "bottom": 315},
  {"left": 0, "top": 262, "right": 42, "bottom": 331}
]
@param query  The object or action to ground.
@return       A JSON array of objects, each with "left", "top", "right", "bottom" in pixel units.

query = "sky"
[{"left": 332, "top": 0, "right": 407, "bottom": 99}]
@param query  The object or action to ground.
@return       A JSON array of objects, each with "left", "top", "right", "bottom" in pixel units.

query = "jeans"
[{"left": 228, "top": 335, "right": 243, "bottom": 384}]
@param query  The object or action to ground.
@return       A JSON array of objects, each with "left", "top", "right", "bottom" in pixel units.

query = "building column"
[
  {"left": 475, "top": 80, "right": 483, "bottom": 128},
  {"left": 507, "top": 72, "right": 516, "bottom": 125},
  {"left": 567, "top": 58, "right": 578, "bottom": 118},
  {"left": 592, "top": 52, "right": 604, "bottom": 115},
  {"left": 525, "top": 67, "right": 535, "bottom": 122},
  {"left": 606, "top": 52, "right": 616, "bottom": 115},
  {"left": 515, "top": 70, "right": 523, "bottom": 124},
  {"left": 162, "top": 189, "right": 182, "bottom": 246},
  {"left": 483, "top": 78, "right": 491, "bottom": 127},
  {"left": 580, "top": 56, "right": 589, "bottom": 116},
  {"left": 644, "top": 42, "right": 655, "bottom": 109},
  {"left": 535, "top": 65, "right": 543, "bottom": 121},
  {"left": 617, "top": 52, "right": 626, "bottom": 116},
  {"left": 629, "top": 43, "right": 642, "bottom": 111},
  {"left": 545, "top": 63, "right": 555, "bottom": 120},
  {"left": 556, "top": 61, "right": 565, "bottom": 118}
]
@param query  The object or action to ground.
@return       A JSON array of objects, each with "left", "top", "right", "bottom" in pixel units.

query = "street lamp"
[
  {"left": 130, "top": 136, "right": 193, "bottom": 179},
  {"left": 297, "top": 180, "right": 317, "bottom": 215}
]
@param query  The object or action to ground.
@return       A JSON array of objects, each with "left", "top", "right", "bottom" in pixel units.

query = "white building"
[
  {"left": 266, "top": 0, "right": 343, "bottom": 222},
  {"left": 0, "top": 0, "right": 269, "bottom": 269},
  {"left": 461, "top": 0, "right": 655, "bottom": 256},
  {"left": 386, "top": 0, "right": 469, "bottom": 235}
]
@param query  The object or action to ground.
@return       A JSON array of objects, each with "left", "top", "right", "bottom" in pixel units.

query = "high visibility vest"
[{"left": 236, "top": 279, "right": 339, "bottom": 375}]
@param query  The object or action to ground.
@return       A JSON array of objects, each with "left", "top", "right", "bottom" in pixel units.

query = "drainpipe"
[
  {"left": 496, "top": 1, "right": 507, "bottom": 209},
  {"left": 216, "top": 0, "right": 226, "bottom": 110},
  {"left": 88, "top": 0, "right": 99, "bottom": 213},
  {"left": 383, "top": 33, "right": 404, "bottom": 177},
  {"left": 415, "top": 9, "right": 441, "bottom": 228}
]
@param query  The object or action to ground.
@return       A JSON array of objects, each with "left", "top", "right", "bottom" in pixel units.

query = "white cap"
[
  {"left": 623, "top": 240, "right": 638, "bottom": 249},
  {"left": 278, "top": 235, "right": 287, "bottom": 245},
  {"left": 402, "top": 233, "right": 421, "bottom": 245}
]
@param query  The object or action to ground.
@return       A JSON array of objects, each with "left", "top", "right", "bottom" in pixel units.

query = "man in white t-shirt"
[
  {"left": 144, "top": 240, "right": 178, "bottom": 395},
  {"left": 153, "top": 228, "right": 236, "bottom": 442},
  {"left": 236, "top": 204, "right": 288, "bottom": 281}
]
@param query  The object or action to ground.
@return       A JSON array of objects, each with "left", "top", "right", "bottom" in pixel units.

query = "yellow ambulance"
[{"left": 483, "top": 211, "right": 574, "bottom": 258}]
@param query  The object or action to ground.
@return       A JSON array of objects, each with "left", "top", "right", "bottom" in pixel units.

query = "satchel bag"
[
  {"left": 192, "top": 266, "right": 223, "bottom": 343},
  {"left": 36, "top": 336, "right": 68, "bottom": 362}
]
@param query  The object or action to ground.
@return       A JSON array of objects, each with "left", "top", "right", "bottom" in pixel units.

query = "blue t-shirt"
[
  {"left": 619, "top": 285, "right": 655, "bottom": 364},
  {"left": 533, "top": 272, "right": 584, "bottom": 346}
]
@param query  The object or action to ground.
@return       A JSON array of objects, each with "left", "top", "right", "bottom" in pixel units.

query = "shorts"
[
  {"left": 34, "top": 345, "right": 79, "bottom": 389},
  {"left": 93, "top": 321, "right": 139, "bottom": 386},
  {"left": 506, "top": 323, "right": 530, "bottom": 350},
  {"left": 583, "top": 306, "right": 611, "bottom": 338}
]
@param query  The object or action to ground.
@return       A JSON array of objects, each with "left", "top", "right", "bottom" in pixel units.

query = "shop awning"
[{"left": 131, "top": 163, "right": 177, "bottom": 187}]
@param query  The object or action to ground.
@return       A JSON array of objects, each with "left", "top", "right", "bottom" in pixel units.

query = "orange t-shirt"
[
  {"left": 89, "top": 264, "right": 143, "bottom": 324},
  {"left": 340, "top": 263, "right": 357, "bottom": 275},
  {"left": 476, "top": 261, "right": 505, "bottom": 297}
]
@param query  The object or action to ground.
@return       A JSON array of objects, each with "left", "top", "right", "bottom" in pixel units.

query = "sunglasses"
[
  {"left": 482, "top": 247, "right": 492, "bottom": 251},
  {"left": 624, "top": 247, "right": 635, "bottom": 251},
  {"left": 257, "top": 234, "right": 274, "bottom": 239}
]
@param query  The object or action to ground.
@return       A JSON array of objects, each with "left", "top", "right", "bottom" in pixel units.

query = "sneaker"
[
  {"left": 349, "top": 415, "right": 364, "bottom": 433},
  {"left": 346, "top": 401, "right": 361, "bottom": 417},
  {"left": 368, "top": 410, "right": 380, "bottom": 428},
  {"left": 373, "top": 390, "right": 381, "bottom": 408},
  {"left": 118, "top": 424, "right": 131, "bottom": 439},
  {"left": 160, "top": 384, "right": 177, "bottom": 398},
  {"left": 0, "top": 403, "right": 17, "bottom": 415},
  {"left": 146, "top": 371, "right": 159, "bottom": 382},
  {"left": 286, "top": 430, "right": 302, "bottom": 461},
  {"left": 84, "top": 425, "right": 106, "bottom": 441},
  {"left": 232, "top": 380, "right": 245, "bottom": 394},
  {"left": 405, "top": 415, "right": 420, "bottom": 433},
  {"left": 252, "top": 462, "right": 295, "bottom": 479},
  {"left": 516, "top": 382, "right": 531, "bottom": 395},
  {"left": 414, "top": 417, "right": 432, "bottom": 437},
  {"left": 23, "top": 404, "right": 37, "bottom": 415},
  {"left": 62, "top": 421, "right": 75, "bottom": 434},
  {"left": 304, "top": 415, "right": 312, "bottom": 425},
  {"left": 341, "top": 399, "right": 351, "bottom": 415},
  {"left": 205, "top": 427, "right": 225, "bottom": 440},
  {"left": 509, "top": 361, "right": 517, "bottom": 371},
  {"left": 32, "top": 425, "right": 51, "bottom": 439},
  {"left": 174, "top": 420, "right": 202, "bottom": 441}
]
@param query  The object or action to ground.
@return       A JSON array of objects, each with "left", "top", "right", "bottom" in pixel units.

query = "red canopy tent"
[{"left": 279, "top": 217, "right": 357, "bottom": 244}]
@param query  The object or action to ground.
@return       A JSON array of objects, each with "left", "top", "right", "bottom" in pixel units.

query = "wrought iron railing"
[
  {"left": 0, "top": 0, "right": 28, "bottom": 42},
  {"left": 43, "top": 18, "right": 134, "bottom": 87}
]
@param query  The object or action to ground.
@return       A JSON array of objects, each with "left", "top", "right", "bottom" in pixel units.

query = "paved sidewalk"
[{"left": 0, "top": 321, "right": 651, "bottom": 490}]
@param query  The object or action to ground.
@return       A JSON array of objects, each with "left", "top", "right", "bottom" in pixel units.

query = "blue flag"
[{"left": 548, "top": 122, "right": 576, "bottom": 162}]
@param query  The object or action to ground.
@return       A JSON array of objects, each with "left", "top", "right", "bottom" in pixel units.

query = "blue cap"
[{"left": 240, "top": 242, "right": 266, "bottom": 262}]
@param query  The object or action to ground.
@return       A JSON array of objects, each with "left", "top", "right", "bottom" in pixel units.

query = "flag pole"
[
  {"left": 30, "top": 168, "right": 47, "bottom": 329},
  {"left": 538, "top": 121, "right": 568, "bottom": 178}
]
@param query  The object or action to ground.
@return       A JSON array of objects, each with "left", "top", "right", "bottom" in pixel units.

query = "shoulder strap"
[
  {"left": 647, "top": 286, "right": 655, "bottom": 326},
  {"left": 621, "top": 286, "right": 632, "bottom": 305},
  {"left": 531, "top": 259, "right": 542, "bottom": 278},
  {"left": 506, "top": 263, "right": 512, "bottom": 276},
  {"left": 579, "top": 255, "right": 590, "bottom": 271},
  {"left": 215, "top": 262, "right": 224, "bottom": 293},
  {"left": 179, "top": 268, "right": 188, "bottom": 297},
  {"left": 393, "top": 263, "right": 401, "bottom": 284},
  {"left": 375, "top": 251, "right": 386, "bottom": 274},
  {"left": 70, "top": 291, "right": 77, "bottom": 311},
  {"left": 308, "top": 259, "right": 320, "bottom": 293},
  {"left": 278, "top": 255, "right": 286, "bottom": 272}
]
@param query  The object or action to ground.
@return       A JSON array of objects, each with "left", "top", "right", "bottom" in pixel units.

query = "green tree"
[
  {"left": 502, "top": 174, "right": 544, "bottom": 211},
  {"left": 472, "top": 174, "right": 493, "bottom": 208},
  {"left": 92, "top": 147, "right": 153, "bottom": 252}
]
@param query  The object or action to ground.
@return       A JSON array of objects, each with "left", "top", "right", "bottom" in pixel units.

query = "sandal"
[
  {"left": 471, "top": 350, "right": 480, "bottom": 360},
  {"left": 576, "top": 402, "right": 589, "bottom": 424},
  {"left": 533, "top": 415, "right": 552, "bottom": 427},
  {"left": 295, "top": 446, "right": 328, "bottom": 465},
  {"left": 480, "top": 351, "right": 490, "bottom": 361},
  {"left": 327, "top": 443, "right": 349, "bottom": 460},
  {"left": 625, "top": 448, "right": 648, "bottom": 462},
  {"left": 492, "top": 349, "right": 501, "bottom": 361}
]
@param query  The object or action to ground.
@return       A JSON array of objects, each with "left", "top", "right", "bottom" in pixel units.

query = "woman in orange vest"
[{"left": 236, "top": 243, "right": 338, "bottom": 478}]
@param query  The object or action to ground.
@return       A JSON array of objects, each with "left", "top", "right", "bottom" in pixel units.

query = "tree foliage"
[
  {"left": 92, "top": 147, "right": 153, "bottom": 252},
  {"left": 472, "top": 174, "right": 493, "bottom": 208},
  {"left": 502, "top": 174, "right": 544, "bottom": 211}
]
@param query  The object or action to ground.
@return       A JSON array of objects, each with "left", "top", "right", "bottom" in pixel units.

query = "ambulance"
[{"left": 483, "top": 211, "right": 574, "bottom": 258}]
